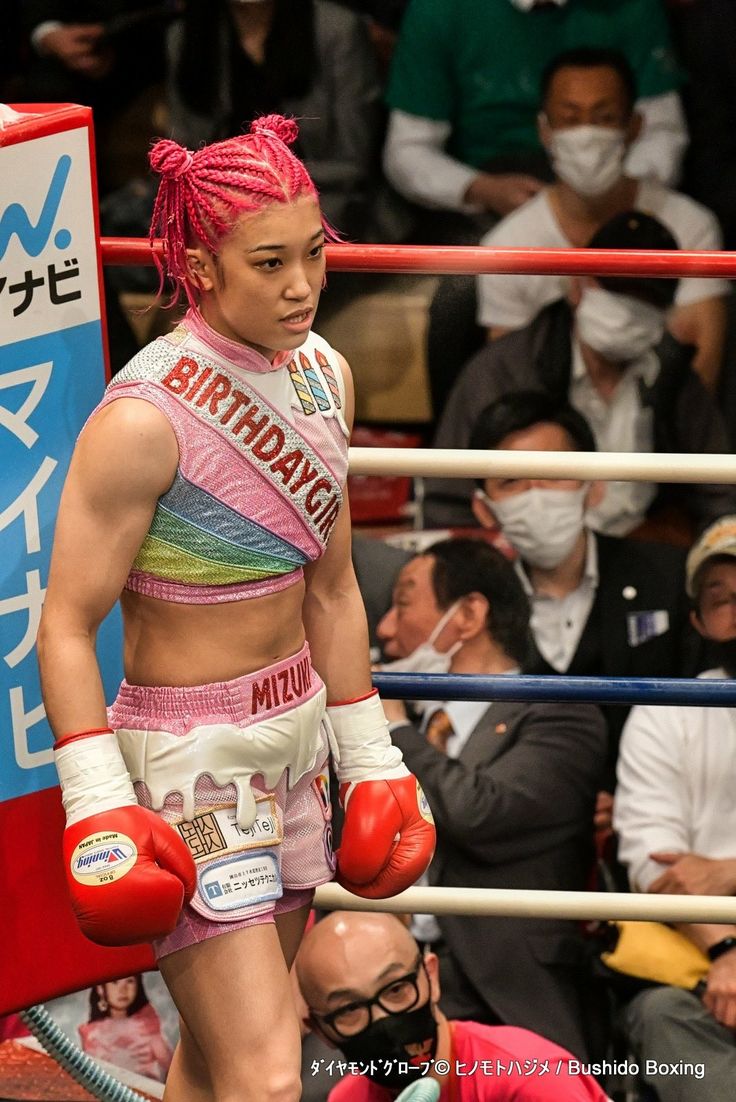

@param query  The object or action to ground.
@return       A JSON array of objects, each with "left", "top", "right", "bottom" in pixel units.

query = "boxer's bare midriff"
[{"left": 120, "top": 580, "right": 307, "bottom": 687}]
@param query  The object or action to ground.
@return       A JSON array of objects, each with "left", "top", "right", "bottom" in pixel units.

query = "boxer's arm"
[
  {"left": 303, "top": 356, "right": 435, "bottom": 898},
  {"left": 37, "top": 398, "right": 178, "bottom": 735},
  {"left": 302, "top": 354, "right": 374, "bottom": 701}
]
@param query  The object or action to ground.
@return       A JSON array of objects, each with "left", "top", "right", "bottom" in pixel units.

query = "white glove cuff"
[
  {"left": 325, "top": 692, "right": 409, "bottom": 785},
  {"left": 55, "top": 732, "right": 138, "bottom": 827}
]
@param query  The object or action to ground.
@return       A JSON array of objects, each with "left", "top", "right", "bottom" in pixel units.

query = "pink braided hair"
[{"left": 148, "top": 114, "right": 336, "bottom": 306}]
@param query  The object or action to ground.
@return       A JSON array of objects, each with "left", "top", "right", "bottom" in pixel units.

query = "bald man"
[{"left": 296, "top": 912, "right": 611, "bottom": 1102}]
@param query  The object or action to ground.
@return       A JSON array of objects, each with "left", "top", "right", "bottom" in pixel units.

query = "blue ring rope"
[{"left": 373, "top": 672, "right": 736, "bottom": 706}]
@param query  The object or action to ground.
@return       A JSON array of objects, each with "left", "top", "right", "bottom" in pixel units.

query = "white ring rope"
[
  {"left": 339, "top": 445, "right": 736, "bottom": 925},
  {"left": 349, "top": 447, "right": 736, "bottom": 483},
  {"left": 315, "top": 883, "right": 736, "bottom": 924}
]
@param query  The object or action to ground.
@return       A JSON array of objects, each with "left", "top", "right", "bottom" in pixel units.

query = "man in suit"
[
  {"left": 377, "top": 537, "right": 607, "bottom": 1059},
  {"left": 467, "top": 392, "right": 701, "bottom": 793}
]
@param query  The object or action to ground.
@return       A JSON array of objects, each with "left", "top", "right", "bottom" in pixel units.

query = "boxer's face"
[{"left": 188, "top": 195, "right": 326, "bottom": 360}]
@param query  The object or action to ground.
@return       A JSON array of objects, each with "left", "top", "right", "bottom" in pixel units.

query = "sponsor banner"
[
  {"left": 0, "top": 106, "right": 140, "bottom": 1016},
  {"left": 0, "top": 113, "right": 123, "bottom": 804}
]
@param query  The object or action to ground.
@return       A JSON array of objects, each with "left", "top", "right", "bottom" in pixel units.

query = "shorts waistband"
[{"left": 111, "top": 641, "right": 318, "bottom": 726}]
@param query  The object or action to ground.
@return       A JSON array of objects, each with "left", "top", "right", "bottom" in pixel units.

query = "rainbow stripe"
[{"left": 132, "top": 471, "right": 308, "bottom": 586}]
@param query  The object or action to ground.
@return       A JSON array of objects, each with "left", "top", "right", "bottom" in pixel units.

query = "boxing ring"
[
  {"left": 103, "top": 234, "right": 736, "bottom": 931},
  {"left": 3, "top": 104, "right": 736, "bottom": 1093}
]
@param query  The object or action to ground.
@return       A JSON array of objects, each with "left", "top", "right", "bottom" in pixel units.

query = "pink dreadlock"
[{"left": 148, "top": 114, "right": 336, "bottom": 307}]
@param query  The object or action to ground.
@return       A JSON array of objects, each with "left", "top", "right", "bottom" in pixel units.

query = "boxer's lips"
[{"left": 280, "top": 308, "right": 313, "bottom": 332}]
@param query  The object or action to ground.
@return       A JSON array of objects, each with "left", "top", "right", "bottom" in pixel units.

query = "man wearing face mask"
[
  {"left": 374, "top": 538, "right": 607, "bottom": 1059},
  {"left": 467, "top": 392, "right": 702, "bottom": 787},
  {"left": 424, "top": 210, "right": 736, "bottom": 534},
  {"left": 384, "top": 5, "right": 685, "bottom": 225},
  {"left": 477, "top": 47, "right": 729, "bottom": 391},
  {"left": 297, "top": 911, "right": 612, "bottom": 1102},
  {"left": 613, "top": 515, "right": 736, "bottom": 1102},
  {"left": 384, "top": 9, "right": 687, "bottom": 424}
]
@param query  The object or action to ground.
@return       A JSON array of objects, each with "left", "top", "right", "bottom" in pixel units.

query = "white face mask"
[
  {"left": 576, "top": 286, "right": 665, "bottom": 362},
  {"left": 479, "top": 486, "right": 587, "bottom": 569},
  {"left": 510, "top": 0, "right": 567, "bottom": 9},
  {"left": 547, "top": 125, "right": 626, "bottom": 197},
  {"left": 379, "top": 601, "right": 463, "bottom": 675}
]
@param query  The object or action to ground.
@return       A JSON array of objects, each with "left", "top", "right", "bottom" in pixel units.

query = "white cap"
[{"left": 686, "top": 516, "right": 736, "bottom": 598}]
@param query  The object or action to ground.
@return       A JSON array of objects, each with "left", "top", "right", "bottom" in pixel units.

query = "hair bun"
[
  {"left": 149, "top": 138, "right": 194, "bottom": 180},
  {"left": 249, "top": 114, "right": 299, "bottom": 146}
]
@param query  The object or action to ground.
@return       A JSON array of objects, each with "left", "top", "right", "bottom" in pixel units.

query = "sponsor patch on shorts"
[
  {"left": 198, "top": 850, "right": 283, "bottom": 912},
  {"left": 174, "top": 797, "right": 282, "bottom": 862}
]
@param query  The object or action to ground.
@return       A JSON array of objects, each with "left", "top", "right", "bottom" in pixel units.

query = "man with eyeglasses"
[{"left": 296, "top": 911, "right": 611, "bottom": 1101}]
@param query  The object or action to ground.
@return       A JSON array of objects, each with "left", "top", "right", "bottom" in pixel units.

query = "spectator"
[
  {"left": 296, "top": 911, "right": 613, "bottom": 1100},
  {"left": 376, "top": 538, "right": 607, "bottom": 1058},
  {"left": 166, "top": 0, "right": 387, "bottom": 243},
  {"left": 478, "top": 47, "right": 728, "bottom": 392},
  {"left": 467, "top": 392, "right": 701, "bottom": 787},
  {"left": 20, "top": 2, "right": 179, "bottom": 370},
  {"left": 78, "top": 975, "right": 173, "bottom": 1083},
  {"left": 613, "top": 513, "right": 736, "bottom": 1102},
  {"left": 383, "top": 0, "right": 685, "bottom": 231},
  {"left": 382, "top": 0, "right": 687, "bottom": 428},
  {"left": 20, "top": 2, "right": 174, "bottom": 193},
  {"left": 425, "top": 212, "right": 736, "bottom": 536}
]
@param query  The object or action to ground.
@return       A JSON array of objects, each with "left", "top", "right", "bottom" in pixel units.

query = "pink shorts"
[{"left": 108, "top": 642, "right": 335, "bottom": 959}]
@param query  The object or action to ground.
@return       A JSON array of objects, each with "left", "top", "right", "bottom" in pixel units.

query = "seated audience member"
[
  {"left": 425, "top": 212, "right": 736, "bottom": 534},
  {"left": 383, "top": 0, "right": 685, "bottom": 230},
  {"left": 166, "top": 0, "right": 386, "bottom": 243},
  {"left": 467, "top": 392, "right": 702, "bottom": 780},
  {"left": 376, "top": 538, "right": 607, "bottom": 1059},
  {"left": 20, "top": 2, "right": 172, "bottom": 193},
  {"left": 297, "top": 911, "right": 612, "bottom": 1101},
  {"left": 478, "top": 47, "right": 728, "bottom": 390},
  {"left": 613, "top": 514, "right": 736, "bottom": 1102},
  {"left": 382, "top": 3, "right": 688, "bottom": 421}
]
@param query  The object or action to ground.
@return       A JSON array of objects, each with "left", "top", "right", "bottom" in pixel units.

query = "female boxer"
[{"left": 37, "top": 114, "right": 434, "bottom": 1102}]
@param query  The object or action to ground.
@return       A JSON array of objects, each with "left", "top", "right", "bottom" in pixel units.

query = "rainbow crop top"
[{"left": 94, "top": 310, "right": 350, "bottom": 604}]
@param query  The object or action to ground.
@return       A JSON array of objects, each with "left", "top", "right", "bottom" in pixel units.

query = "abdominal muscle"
[{"left": 120, "top": 579, "right": 308, "bottom": 687}]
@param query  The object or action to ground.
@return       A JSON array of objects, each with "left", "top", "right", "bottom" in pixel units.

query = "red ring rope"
[{"left": 101, "top": 237, "right": 736, "bottom": 278}]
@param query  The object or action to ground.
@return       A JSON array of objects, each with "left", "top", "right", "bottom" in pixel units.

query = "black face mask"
[{"left": 337, "top": 1000, "right": 438, "bottom": 1092}]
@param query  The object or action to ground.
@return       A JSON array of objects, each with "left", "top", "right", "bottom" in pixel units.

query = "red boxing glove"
[
  {"left": 55, "top": 729, "right": 196, "bottom": 946},
  {"left": 326, "top": 691, "right": 435, "bottom": 899},
  {"left": 337, "top": 775, "right": 435, "bottom": 899}
]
